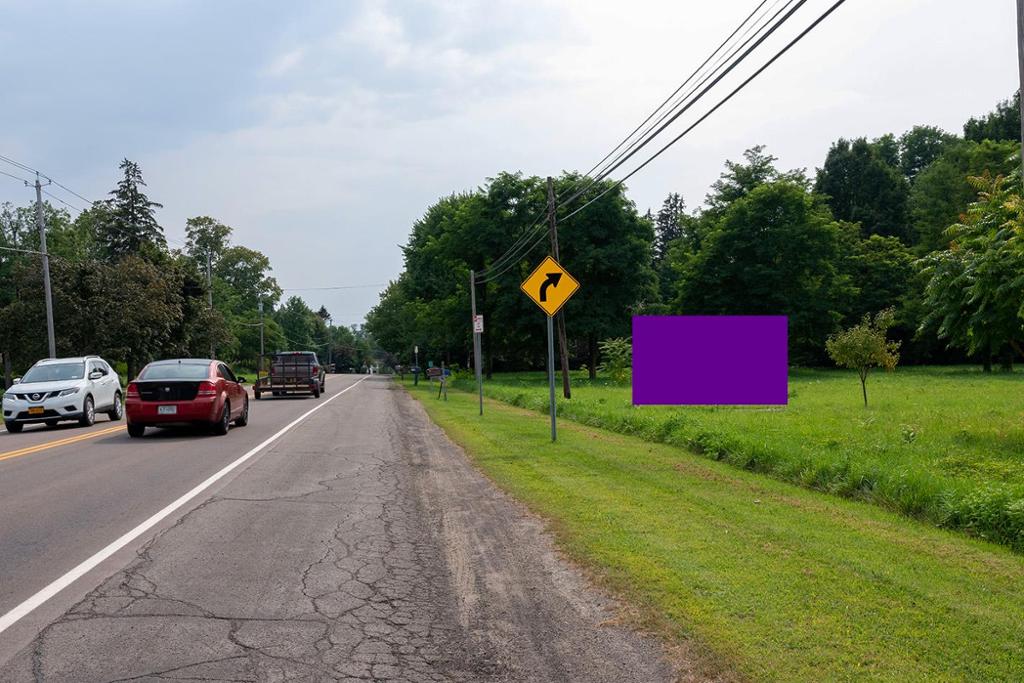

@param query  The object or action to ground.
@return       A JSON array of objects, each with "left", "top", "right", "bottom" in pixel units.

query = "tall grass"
[{"left": 449, "top": 367, "right": 1024, "bottom": 551}]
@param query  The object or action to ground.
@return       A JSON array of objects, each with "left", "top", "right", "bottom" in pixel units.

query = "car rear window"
[{"left": 139, "top": 363, "right": 210, "bottom": 380}]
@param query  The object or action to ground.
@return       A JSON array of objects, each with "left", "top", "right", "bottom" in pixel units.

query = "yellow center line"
[{"left": 0, "top": 424, "right": 126, "bottom": 463}]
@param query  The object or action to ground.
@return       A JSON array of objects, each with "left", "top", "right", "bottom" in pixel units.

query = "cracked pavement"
[{"left": 0, "top": 377, "right": 674, "bottom": 682}]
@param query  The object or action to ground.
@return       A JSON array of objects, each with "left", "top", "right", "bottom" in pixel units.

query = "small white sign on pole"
[{"left": 473, "top": 314, "right": 484, "bottom": 334}]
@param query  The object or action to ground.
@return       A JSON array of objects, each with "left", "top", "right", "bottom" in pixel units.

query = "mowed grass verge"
[
  {"left": 445, "top": 368, "right": 1024, "bottom": 551},
  {"left": 404, "top": 379, "right": 1024, "bottom": 682}
]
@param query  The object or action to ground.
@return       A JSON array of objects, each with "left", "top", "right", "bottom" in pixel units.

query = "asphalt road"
[{"left": 0, "top": 375, "right": 674, "bottom": 682}]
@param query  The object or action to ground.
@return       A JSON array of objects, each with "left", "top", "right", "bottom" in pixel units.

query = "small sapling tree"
[
  {"left": 597, "top": 337, "right": 632, "bottom": 383},
  {"left": 826, "top": 308, "right": 901, "bottom": 406}
]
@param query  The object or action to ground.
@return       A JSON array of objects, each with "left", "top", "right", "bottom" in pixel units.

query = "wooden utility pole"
[
  {"left": 546, "top": 177, "right": 571, "bottom": 399},
  {"left": 33, "top": 174, "right": 56, "bottom": 358},
  {"left": 1017, "top": 0, "right": 1024, "bottom": 188}
]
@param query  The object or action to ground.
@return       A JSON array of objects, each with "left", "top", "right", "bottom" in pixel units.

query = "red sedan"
[{"left": 125, "top": 359, "right": 249, "bottom": 438}]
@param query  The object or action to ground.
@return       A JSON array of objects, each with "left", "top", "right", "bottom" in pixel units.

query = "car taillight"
[
  {"left": 196, "top": 381, "right": 217, "bottom": 397},
  {"left": 126, "top": 383, "right": 139, "bottom": 398}
]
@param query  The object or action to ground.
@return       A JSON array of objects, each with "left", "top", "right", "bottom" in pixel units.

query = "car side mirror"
[
  {"left": 89, "top": 370, "right": 103, "bottom": 380},
  {"left": 236, "top": 376, "right": 247, "bottom": 384},
  {"left": 12, "top": 377, "right": 21, "bottom": 384}
]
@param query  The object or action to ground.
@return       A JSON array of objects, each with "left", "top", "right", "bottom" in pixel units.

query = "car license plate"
[
  {"left": 28, "top": 407, "right": 44, "bottom": 415},
  {"left": 158, "top": 405, "right": 177, "bottom": 415}
]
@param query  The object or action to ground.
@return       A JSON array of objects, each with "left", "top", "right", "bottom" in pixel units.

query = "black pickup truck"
[{"left": 254, "top": 351, "right": 325, "bottom": 399}]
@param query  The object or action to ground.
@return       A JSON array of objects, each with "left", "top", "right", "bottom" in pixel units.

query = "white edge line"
[{"left": 0, "top": 376, "right": 369, "bottom": 636}]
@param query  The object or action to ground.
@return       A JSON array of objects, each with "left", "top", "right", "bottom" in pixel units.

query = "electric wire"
[
  {"left": 281, "top": 283, "right": 389, "bottom": 291},
  {"left": 474, "top": 0, "right": 799, "bottom": 284},
  {"left": 42, "top": 189, "right": 85, "bottom": 213},
  {"left": 577, "top": 0, "right": 776, "bottom": 185},
  {"left": 581, "top": 0, "right": 792, "bottom": 190},
  {"left": 560, "top": 0, "right": 850, "bottom": 224},
  {"left": 557, "top": 0, "right": 808, "bottom": 211},
  {"left": 0, "top": 154, "right": 96, "bottom": 206},
  {"left": 0, "top": 169, "right": 32, "bottom": 185}
]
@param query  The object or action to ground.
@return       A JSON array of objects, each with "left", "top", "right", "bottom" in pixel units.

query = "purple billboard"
[{"left": 632, "top": 316, "right": 788, "bottom": 405}]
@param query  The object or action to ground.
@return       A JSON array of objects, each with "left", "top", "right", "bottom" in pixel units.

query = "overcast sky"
[{"left": 0, "top": 0, "right": 1017, "bottom": 326}]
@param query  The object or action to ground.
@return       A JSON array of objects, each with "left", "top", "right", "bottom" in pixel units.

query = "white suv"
[{"left": 2, "top": 356, "right": 123, "bottom": 433}]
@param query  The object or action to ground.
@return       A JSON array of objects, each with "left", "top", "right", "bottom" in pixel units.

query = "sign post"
[
  {"left": 520, "top": 255, "right": 580, "bottom": 442},
  {"left": 414, "top": 345, "right": 419, "bottom": 385},
  {"left": 470, "top": 270, "right": 483, "bottom": 416}
]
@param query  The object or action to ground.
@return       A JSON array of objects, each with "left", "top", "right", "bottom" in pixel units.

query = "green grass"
[
  {"left": 442, "top": 367, "right": 1024, "bottom": 551},
  {"left": 404, "top": 379, "right": 1024, "bottom": 681}
]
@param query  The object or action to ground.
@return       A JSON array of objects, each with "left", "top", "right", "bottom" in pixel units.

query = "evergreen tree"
[
  {"left": 97, "top": 159, "right": 165, "bottom": 258},
  {"left": 653, "top": 193, "right": 686, "bottom": 263}
]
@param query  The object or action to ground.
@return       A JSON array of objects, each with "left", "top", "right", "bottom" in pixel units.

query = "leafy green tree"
[
  {"left": 843, "top": 232, "right": 916, "bottom": 323},
  {"left": 898, "top": 125, "right": 958, "bottom": 181},
  {"left": 872, "top": 133, "right": 901, "bottom": 169},
  {"left": 815, "top": 138, "right": 910, "bottom": 241},
  {"left": 596, "top": 337, "right": 632, "bottom": 383},
  {"left": 676, "top": 181, "right": 854, "bottom": 362},
  {"left": 185, "top": 216, "right": 232, "bottom": 265},
  {"left": 96, "top": 159, "right": 165, "bottom": 259},
  {"left": 275, "top": 296, "right": 320, "bottom": 351},
  {"left": 826, "top": 308, "right": 900, "bottom": 406},
  {"left": 909, "top": 140, "right": 1019, "bottom": 252},
  {"left": 918, "top": 174, "right": 1024, "bottom": 371},
  {"left": 705, "top": 145, "right": 805, "bottom": 215},
  {"left": 964, "top": 92, "right": 1021, "bottom": 143},
  {"left": 215, "top": 245, "right": 281, "bottom": 314}
]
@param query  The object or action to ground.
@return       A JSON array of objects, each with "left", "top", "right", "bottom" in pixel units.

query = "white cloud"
[
  {"left": 4, "top": 0, "right": 1017, "bottom": 325},
  {"left": 265, "top": 47, "right": 306, "bottom": 77}
]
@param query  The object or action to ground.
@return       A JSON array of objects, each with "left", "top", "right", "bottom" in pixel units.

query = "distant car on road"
[
  {"left": 254, "top": 351, "right": 325, "bottom": 399},
  {"left": 125, "top": 359, "right": 249, "bottom": 438},
  {"left": 2, "top": 356, "right": 123, "bottom": 433}
]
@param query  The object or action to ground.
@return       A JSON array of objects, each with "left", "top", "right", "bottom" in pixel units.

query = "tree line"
[
  {"left": 0, "top": 159, "right": 379, "bottom": 379},
  {"left": 367, "top": 92, "right": 1024, "bottom": 373}
]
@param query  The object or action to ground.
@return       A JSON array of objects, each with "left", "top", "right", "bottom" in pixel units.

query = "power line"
[
  {"left": 0, "top": 154, "right": 96, "bottom": 207},
  {"left": 581, "top": 0, "right": 792, "bottom": 192},
  {"left": 578, "top": 0, "right": 776, "bottom": 185},
  {"left": 0, "top": 244, "right": 47, "bottom": 257},
  {"left": 0, "top": 154, "right": 36, "bottom": 175},
  {"left": 558, "top": 0, "right": 808, "bottom": 211},
  {"left": 0, "top": 169, "right": 32, "bottom": 185},
  {"left": 474, "top": 0, "right": 797, "bottom": 283},
  {"left": 561, "top": 0, "right": 850, "bottom": 224},
  {"left": 281, "top": 283, "right": 389, "bottom": 291},
  {"left": 42, "top": 189, "right": 85, "bottom": 213}
]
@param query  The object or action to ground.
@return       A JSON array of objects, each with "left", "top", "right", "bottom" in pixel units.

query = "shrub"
[{"left": 597, "top": 337, "right": 632, "bottom": 383}]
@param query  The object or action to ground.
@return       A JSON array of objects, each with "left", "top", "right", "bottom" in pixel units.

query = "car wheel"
[
  {"left": 127, "top": 423, "right": 145, "bottom": 438},
  {"left": 312, "top": 384, "right": 320, "bottom": 398},
  {"left": 212, "top": 402, "right": 230, "bottom": 435},
  {"left": 254, "top": 390, "right": 261, "bottom": 400},
  {"left": 79, "top": 395, "right": 96, "bottom": 427},
  {"left": 234, "top": 396, "right": 249, "bottom": 427},
  {"left": 45, "top": 420, "right": 60, "bottom": 428},
  {"left": 5, "top": 421, "right": 23, "bottom": 433},
  {"left": 108, "top": 392, "right": 124, "bottom": 421}
]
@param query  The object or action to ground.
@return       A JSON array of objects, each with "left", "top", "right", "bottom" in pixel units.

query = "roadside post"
[
  {"left": 414, "top": 345, "right": 420, "bottom": 386},
  {"left": 437, "top": 362, "right": 448, "bottom": 401},
  {"left": 520, "top": 255, "right": 580, "bottom": 442},
  {"left": 470, "top": 270, "right": 484, "bottom": 416},
  {"left": 257, "top": 301, "right": 264, "bottom": 387}
]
